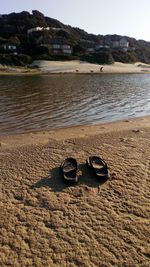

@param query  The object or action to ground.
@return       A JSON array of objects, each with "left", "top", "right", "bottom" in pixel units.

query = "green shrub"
[
  {"left": 112, "top": 50, "right": 137, "bottom": 63},
  {"left": 0, "top": 53, "right": 33, "bottom": 66},
  {"left": 81, "top": 52, "right": 114, "bottom": 64}
]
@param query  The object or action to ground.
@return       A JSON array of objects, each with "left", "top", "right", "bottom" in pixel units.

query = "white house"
[
  {"left": 3, "top": 44, "right": 16, "bottom": 50},
  {"left": 27, "top": 27, "right": 50, "bottom": 36},
  {"left": 3, "top": 44, "right": 18, "bottom": 54},
  {"left": 119, "top": 37, "right": 129, "bottom": 48}
]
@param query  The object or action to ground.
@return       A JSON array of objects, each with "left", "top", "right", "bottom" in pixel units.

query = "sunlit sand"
[
  {"left": 1, "top": 116, "right": 150, "bottom": 266},
  {"left": 0, "top": 60, "right": 150, "bottom": 75}
]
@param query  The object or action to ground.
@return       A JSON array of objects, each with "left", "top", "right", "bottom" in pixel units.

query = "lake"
[{"left": 0, "top": 73, "right": 150, "bottom": 135}]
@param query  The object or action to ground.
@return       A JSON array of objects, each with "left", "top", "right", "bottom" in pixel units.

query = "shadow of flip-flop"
[
  {"left": 31, "top": 162, "right": 108, "bottom": 192},
  {"left": 31, "top": 167, "right": 67, "bottom": 192}
]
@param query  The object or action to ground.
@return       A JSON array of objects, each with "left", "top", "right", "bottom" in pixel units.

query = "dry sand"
[
  {"left": 31, "top": 60, "right": 150, "bottom": 74},
  {"left": 0, "top": 60, "right": 150, "bottom": 75},
  {"left": 0, "top": 116, "right": 150, "bottom": 266}
]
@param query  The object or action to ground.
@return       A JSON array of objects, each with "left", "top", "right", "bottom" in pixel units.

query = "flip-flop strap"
[
  {"left": 95, "top": 165, "right": 108, "bottom": 173},
  {"left": 89, "top": 157, "right": 108, "bottom": 173}
]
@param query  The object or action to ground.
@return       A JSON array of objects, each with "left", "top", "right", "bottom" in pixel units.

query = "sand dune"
[
  {"left": 0, "top": 116, "right": 150, "bottom": 266},
  {"left": 0, "top": 60, "right": 150, "bottom": 75},
  {"left": 31, "top": 60, "right": 150, "bottom": 74}
]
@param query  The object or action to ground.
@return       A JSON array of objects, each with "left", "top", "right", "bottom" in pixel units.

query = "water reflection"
[{"left": 0, "top": 74, "right": 150, "bottom": 135}]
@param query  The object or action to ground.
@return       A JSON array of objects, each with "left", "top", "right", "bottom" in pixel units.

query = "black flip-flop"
[
  {"left": 86, "top": 156, "right": 109, "bottom": 178},
  {"left": 61, "top": 157, "right": 78, "bottom": 183}
]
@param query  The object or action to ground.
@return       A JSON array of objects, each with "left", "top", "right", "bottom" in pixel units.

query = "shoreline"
[
  {"left": 0, "top": 60, "right": 150, "bottom": 75},
  {"left": 0, "top": 115, "right": 149, "bottom": 147},
  {"left": 1, "top": 115, "right": 150, "bottom": 266}
]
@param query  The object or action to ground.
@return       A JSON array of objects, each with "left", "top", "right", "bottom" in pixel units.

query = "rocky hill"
[{"left": 0, "top": 10, "right": 150, "bottom": 66}]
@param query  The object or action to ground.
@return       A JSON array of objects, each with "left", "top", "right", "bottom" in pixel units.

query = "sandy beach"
[
  {"left": 32, "top": 60, "right": 150, "bottom": 74},
  {"left": 0, "top": 60, "right": 150, "bottom": 75},
  {"left": 0, "top": 116, "right": 150, "bottom": 266}
]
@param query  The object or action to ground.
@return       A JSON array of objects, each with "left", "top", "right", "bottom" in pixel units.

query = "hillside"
[{"left": 0, "top": 10, "right": 150, "bottom": 66}]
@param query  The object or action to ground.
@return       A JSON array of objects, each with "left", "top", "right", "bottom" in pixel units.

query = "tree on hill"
[{"left": 8, "top": 36, "right": 21, "bottom": 45}]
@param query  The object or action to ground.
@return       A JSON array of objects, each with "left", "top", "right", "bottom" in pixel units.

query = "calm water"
[{"left": 0, "top": 74, "right": 150, "bottom": 135}]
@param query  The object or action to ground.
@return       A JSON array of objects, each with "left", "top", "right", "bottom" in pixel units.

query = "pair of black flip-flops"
[{"left": 61, "top": 156, "right": 109, "bottom": 183}]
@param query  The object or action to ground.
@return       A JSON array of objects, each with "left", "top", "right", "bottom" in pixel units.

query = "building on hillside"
[
  {"left": 38, "top": 36, "right": 72, "bottom": 55},
  {"left": 111, "top": 37, "right": 129, "bottom": 50},
  {"left": 119, "top": 37, "right": 129, "bottom": 51},
  {"left": 27, "top": 27, "right": 50, "bottom": 36},
  {"left": 80, "top": 39, "right": 95, "bottom": 53},
  {"left": 27, "top": 26, "right": 68, "bottom": 36},
  {"left": 96, "top": 36, "right": 129, "bottom": 51},
  {"left": 111, "top": 40, "right": 120, "bottom": 48},
  {"left": 51, "top": 37, "right": 72, "bottom": 55},
  {"left": 120, "top": 37, "right": 129, "bottom": 48},
  {"left": 3, "top": 44, "right": 18, "bottom": 54}
]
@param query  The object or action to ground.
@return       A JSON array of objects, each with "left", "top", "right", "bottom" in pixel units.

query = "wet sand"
[
  {"left": 0, "top": 116, "right": 150, "bottom": 266},
  {"left": 0, "top": 61, "right": 150, "bottom": 75}
]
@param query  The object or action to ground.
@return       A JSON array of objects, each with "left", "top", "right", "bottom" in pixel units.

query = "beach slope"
[{"left": 0, "top": 116, "right": 150, "bottom": 266}]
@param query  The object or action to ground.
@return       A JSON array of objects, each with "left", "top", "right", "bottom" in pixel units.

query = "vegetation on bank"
[
  {"left": 0, "top": 54, "right": 32, "bottom": 66},
  {"left": 0, "top": 10, "right": 150, "bottom": 66}
]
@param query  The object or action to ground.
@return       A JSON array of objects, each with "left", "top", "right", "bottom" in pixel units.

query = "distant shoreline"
[{"left": 0, "top": 60, "right": 150, "bottom": 75}]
